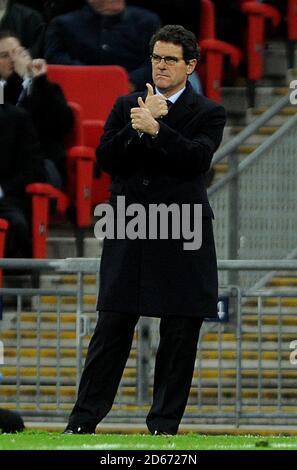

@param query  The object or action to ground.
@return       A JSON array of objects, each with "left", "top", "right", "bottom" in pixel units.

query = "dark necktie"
[{"left": 167, "top": 99, "right": 173, "bottom": 110}]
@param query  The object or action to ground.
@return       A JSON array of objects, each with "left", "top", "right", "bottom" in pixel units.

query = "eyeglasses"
[{"left": 150, "top": 53, "right": 183, "bottom": 66}]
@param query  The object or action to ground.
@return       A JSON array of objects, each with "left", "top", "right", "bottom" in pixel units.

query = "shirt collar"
[{"left": 155, "top": 86, "right": 186, "bottom": 104}]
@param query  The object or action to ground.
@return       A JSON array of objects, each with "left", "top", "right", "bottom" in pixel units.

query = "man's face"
[
  {"left": 151, "top": 41, "right": 197, "bottom": 97},
  {"left": 87, "top": 0, "right": 125, "bottom": 15},
  {"left": 0, "top": 37, "right": 20, "bottom": 80}
]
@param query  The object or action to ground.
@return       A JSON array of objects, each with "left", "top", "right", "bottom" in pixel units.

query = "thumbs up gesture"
[{"left": 140, "top": 83, "right": 169, "bottom": 119}]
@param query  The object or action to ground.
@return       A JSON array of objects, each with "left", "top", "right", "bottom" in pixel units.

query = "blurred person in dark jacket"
[
  {"left": 0, "top": 103, "right": 46, "bottom": 257},
  {"left": 0, "top": 0, "right": 44, "bottom": 57},
  {"left": 45, "top": 0, "right": 161, "bottom": 91},
  {"left": 0, "top": 31, "right": 74, "bottom": 188},
  {"left": 127, "top": 0, "right": 201, "bottom": 36},
  {"left": 13, "top": 1, "right": 86, "bottom": 21}
]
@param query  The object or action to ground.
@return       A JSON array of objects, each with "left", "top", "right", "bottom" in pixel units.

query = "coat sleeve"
[
  {"left": 147, "top": 105, "right": 227, "bottom": 174},
  {"left": 96, "top": 96, "right": 141, "bottom": 175},
  {"left": 1, "top": 109, "right": 46, "bottom": 198},
  {"left": 28, "top": 74, "right": 74, "bottom": 138}
]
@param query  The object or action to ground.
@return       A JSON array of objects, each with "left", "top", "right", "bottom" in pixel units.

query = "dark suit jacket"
[
  {"left": 44, "top": 4, "right": 161, "bottom": 90},
  {"left": 0, "top": 104, "right": 45, "bottom": 198},
  {"left": 0, "top": 1, "right": 45, "bottom": 57},
  {"left": 4, "top": 73, "right": 74, "bottom": 185},
  {"left": 96, "top": 83, "right": 226, "bottom": 318}
]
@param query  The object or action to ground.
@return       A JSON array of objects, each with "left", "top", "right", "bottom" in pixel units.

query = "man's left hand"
[{"left": 130, "top": 99, "right": 160, "bottom": 136}]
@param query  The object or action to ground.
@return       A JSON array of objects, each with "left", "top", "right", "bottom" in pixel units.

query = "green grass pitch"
[{"left": 0, "top": 431, "right": 297, "bottom": 450}]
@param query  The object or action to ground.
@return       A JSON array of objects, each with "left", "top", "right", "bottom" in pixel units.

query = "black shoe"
[
  {"left": 153, "top": 430, "right": 175, "bottom": 436},
  {"left": 63, "top": 424, "right": 96, "bottom": 434}
]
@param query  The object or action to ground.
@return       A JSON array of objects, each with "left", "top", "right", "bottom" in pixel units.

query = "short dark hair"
[
  {"left": 0, "top": 30, "right": 21, "bottom": 43},
  {"left": 149, "top": 25, "right": 200, "bottom": 64}
]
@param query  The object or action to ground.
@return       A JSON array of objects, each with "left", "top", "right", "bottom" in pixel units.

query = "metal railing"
[
  {"left": 208, "top": 93, "right": 297, "bottom": 289},
  {"left": 1, "top": 258, "right": 297, "bottom": 427},
  {"left": 211, "top": 93, "right": 291, "bottom": 169}
]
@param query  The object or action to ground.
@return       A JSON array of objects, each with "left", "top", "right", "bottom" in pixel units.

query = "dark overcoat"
[{"left": 96, "top": 83, "right": 226, "bottom": 318}]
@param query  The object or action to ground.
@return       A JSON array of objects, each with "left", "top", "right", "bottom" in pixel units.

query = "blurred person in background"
[
  {"left": 0, "top": 103, "right": 46, "bottom": 257},
  {"left": 127, "top": 0, "right": 201, "bottom": 37},
  {"left": 45, "top": 0, "right": 161, "bottom": 91},
  {"left": 0, "top": 31, "right": 74, "bottom": 188},
  {"left": 0, "top": 0, "right": 44, "bottom": 57},
  {"left": 13, "top": 0, "right": 86, "bottom": 22}
]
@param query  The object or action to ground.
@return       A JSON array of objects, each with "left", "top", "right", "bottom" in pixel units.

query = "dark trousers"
[
  {"left": 0, "top": 198, "right": 31, "bottom": 258},
  {"left": 68, "top": 311, "right": 203, "bottom": 434}
]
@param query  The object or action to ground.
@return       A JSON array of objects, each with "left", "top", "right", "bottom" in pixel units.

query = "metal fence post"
[
  {"left": 227, "top": 151, "right": 240, "bottom": 288},
  {"left": 234, "top": 286, "right": 242, "bottom": 428},
  {"left": 76, "top": 271, "right": 84, "bottom": 391}
]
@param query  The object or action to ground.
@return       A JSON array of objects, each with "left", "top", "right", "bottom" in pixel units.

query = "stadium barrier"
[
  {"left": 0, "top": 259, "right": 297, "bottom": 427},
  {"left": 209, "top": 92, "right": 297, "bottom": 290}
]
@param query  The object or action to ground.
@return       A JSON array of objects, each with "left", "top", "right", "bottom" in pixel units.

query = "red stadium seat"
[
  {"left": 0, "top": 218, "right": 9, "bottom": 287},
  {"left": 240, "top": 1, "right": 281, "bottom": 105},
  {"left": 26, "top": 103, "right": 95, "bottom": 259},
  {"left": 199, "top": 38, "right": 242, "bottom": 102},
  {"left": 198, "top": 0, "right": 243, "bottom": 102},
  {"left": 287, "top": 0, "right": 297, "bottom": 67},
  {"left": 200, "top": 0, "right": 216, "bottom": 40},
  {"left": 47, "top": 65, "right": 129, "bottom": 123},
  {"left": 24, "top": 67, "right": 129, "bottom": 260},
  {"left": 47, "top": 65, "right": 130, "bottom": 205}
]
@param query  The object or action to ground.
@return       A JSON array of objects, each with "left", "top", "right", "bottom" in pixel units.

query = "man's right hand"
[{"left": 138, "top": 83, "right": 168, "bottom": 120}]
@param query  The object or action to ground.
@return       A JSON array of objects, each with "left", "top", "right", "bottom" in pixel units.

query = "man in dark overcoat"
[{"left": 64, "top": 25, "right": 226, "bottom": 435}]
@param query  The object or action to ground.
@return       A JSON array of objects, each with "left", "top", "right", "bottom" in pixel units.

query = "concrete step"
[
  {"left": 230, "top": 125, "right": 278, "bottom": 145},
  {"left": 0, "top": 366, "right": 295, "bottom": 381},
  {"left": 246, "top": 298, "right": 297, "bottom": 308},
  {"left": 222, "top": 86, "right": 290, "bottom": 118},
  {"left": 2, "top": 402, "right": 297, "bottom": 415},
  {"left": 247, "top": 105, "right": 297, "bottom": 126},
  {"left": 47, "top": 237, "right": 103, "bottom": 259},
  {"left": 263, "top": 45, "right": 289, "bottom": 80},
  {"left": 0, "top": 385, "right": 296, "bottom": 406},
  {"left": 2, "top": 347, "right": 137, "bottom": 360},
  {"left": 2, "top": 356, "right": 137, "bottom": 368},
  {"left": 268, "top": 277, "right": 297, "bottom": 287},
  {"left": 241, "top": 314, "right": 297, "bottom": 326}
]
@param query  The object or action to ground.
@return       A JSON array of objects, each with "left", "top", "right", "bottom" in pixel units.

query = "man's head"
[
  {"left": 0, "top": 32, "right": 20, "bottom": 80},
  {"left": 87, "top": 0, "right": 125, "bottom": 16},
  {"left": 149, "top": 25, "right": 200, "bottom": 97}
]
